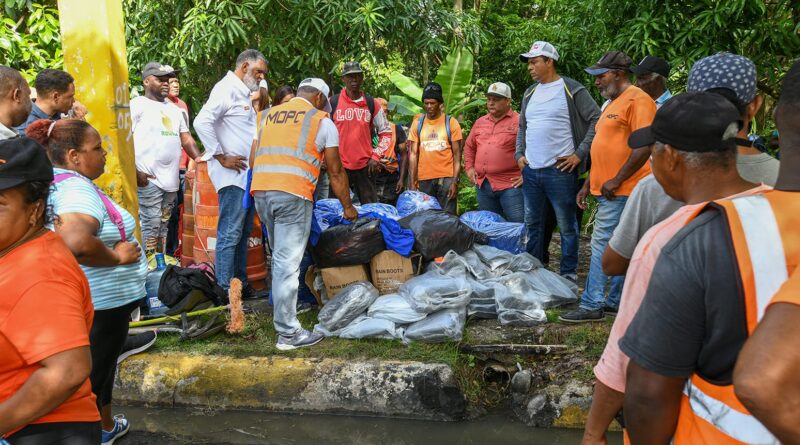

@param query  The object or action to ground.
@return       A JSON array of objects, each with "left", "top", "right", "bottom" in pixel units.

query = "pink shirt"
[{"left": 593, "top": 184, "right": 771, "bottom": 392}]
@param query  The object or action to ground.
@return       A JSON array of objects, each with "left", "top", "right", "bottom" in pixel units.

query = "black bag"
[
  {"left": 158, "top": 265, "right": 228, "bottom": 309},
  {"left": 399, "top": 209, "right": 486, "bottom": 260},
  {"left": 312, "top": 218, "right": 385, "bottom": 267}
]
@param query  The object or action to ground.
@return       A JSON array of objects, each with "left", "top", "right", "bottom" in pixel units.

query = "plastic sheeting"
[
  {"left": 317, "top": 282, "right": 379, "bottom": 331},
  {"left": 396, "top": 190, "right": 441, "bottom": 217},
  {"left": 403, "top": 308, "right": 467, "bottom": 343},
  {"left": 338, "top": 316, "right": 402, "bottom": 340},
  {"left": 399, "top": 272, "right": 472, "bottom": 313},
  {"left": 399, "top": 210, "right": 484, "bottom": 260},
  {"left": 310, "top": 199, "right": 415, "bottom": 256},
  {"left": 367, "top": 294, "right": 428, "bottom": 324},
  {"left": 312, "top": 218, "right": 386, "bottom": 267},
  {"left": 472, "top": 244, "right": 542, "bottom": 275},
  {"left": 460, "top": 210, "right": 528, "bottom": 254}
]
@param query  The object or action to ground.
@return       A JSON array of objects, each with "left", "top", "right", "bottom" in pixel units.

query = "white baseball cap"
[
  {"left": 519, "top": 41, "right": 560, "bottom": 62},
  {"left": 486, "top": 82, "right": 512, "bottom": 99},
  {"left": 298, "top": 78, "right": 332, "bottom": 113}
]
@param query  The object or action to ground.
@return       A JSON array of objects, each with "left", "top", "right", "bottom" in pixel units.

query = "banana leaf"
[
  {"left": 434, "top": 47, "right": 474, "bottom": 115},
  {"left": 389, "top": 94, "right": 424, "bottom": 116},
  {"left": 388, "top": 71, "right": 424, "bottom": 104},
  {"left": 450, "top": 97, "right": 487, "bottom": 117}
]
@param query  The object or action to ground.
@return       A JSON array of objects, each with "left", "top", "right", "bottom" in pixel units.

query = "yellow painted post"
[{"left": 57, "top": 0, "right": 140, "bottom": 240}]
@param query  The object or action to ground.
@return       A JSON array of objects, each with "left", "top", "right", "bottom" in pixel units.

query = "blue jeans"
[
  {"left": 476, "top": 180, "right": 524, "bottom": 223},
  {"left": 522, "top": 166, "right": 579, "bottom": 277},
  {"left": 216, "top": 186, "right": 255, "bottom": 290},
  {"left": 254, "top": 191, "right": 313, "bottom": 336},
  {"left": 580, "top": 196, "right": 628, "bottom": 310}
]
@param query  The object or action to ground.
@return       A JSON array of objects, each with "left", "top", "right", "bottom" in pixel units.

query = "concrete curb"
[{"left": 115, "top": 353, "right": 467, "bottom": 421}]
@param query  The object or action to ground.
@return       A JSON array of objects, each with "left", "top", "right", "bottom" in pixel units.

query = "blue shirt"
[
  {"left": 655, "top": 90, "right": 673, "bottom": 109},
  {"left": 48, "top": 168, "right": 148, "bottom": 310},
  {"left": 16, "top": 103, "right": 61, "bottom": 136}
]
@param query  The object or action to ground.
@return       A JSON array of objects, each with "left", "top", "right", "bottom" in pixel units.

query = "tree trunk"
[{"left": 454, "top": 0, "right": 463, "bottom": 11}]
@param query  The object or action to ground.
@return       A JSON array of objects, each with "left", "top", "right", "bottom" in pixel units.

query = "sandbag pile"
[{"left": 314, "top": 245, "right": 579, "bottom": 343}]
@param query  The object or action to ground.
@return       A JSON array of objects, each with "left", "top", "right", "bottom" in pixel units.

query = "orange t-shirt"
[
  {"left": 409, "top": 114, "right": 463, "bottom": 181},
  {"left": 0, "top": 231, "right": 99, "bottom": 433},
  {"left": 589, "top": 86, "right": 656, "bottom": 196},
  {"left": 770, "top": 266, "right": 800, "bottom": 307}
]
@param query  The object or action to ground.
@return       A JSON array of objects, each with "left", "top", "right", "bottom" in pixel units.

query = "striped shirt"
[{"left": 48, "top": 168, "right": 147, "bottom": 310}]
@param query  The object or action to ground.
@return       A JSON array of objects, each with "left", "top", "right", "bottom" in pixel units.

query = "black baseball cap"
[
  {"left": 632, "top": 55, "right": 670, "bottom": 78},
  {"left": 628, "top": 91, "right": 742, "bottom": 152},
  {"left": 0, "top": 137, "right": 53, "bottom": 191},
  {"left": 585, "top": 51, "right": 633, "bottom": 75},
  {"left": 142, "top": 62, "right": 178, "bottom": 79}
]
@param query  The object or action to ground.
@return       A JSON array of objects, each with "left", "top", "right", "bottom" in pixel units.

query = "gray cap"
[
  {"left": 342, "top": 61, "right": 364, "bottom": 76},
  {"left": 142, "top": 62, "right": 178, "bottom": 79},
  {"left": 520, "top": 41, "right": 560, "bottom": 62},
  {"left": 486, "top": 82, "right": 512, "bottom": 99},
  {"left": 687, "top": 52, "right": 757, "bottom": 104}
]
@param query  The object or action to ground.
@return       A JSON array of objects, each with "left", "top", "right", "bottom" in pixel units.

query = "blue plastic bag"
[
  {"left": 396, "top": 191, "right": 441, "bottom": 217},
  {"left": 460, "top": 210, "right": 528, "bottom": 254}
]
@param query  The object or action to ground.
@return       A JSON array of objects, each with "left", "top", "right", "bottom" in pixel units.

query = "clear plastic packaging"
[
  {"left": 317, "top": 282, "right": 380, "bottom": 331},
  {"left": 403, "top": 308, "right": 467, "bottom": 343},
  {"left": 528, "top": 268, "right": 579, "bottom": 307},
  {"left": 339, "top": 316, "right": 402, "bottom": 340},
  {"left": 367, "top": 294, "right": 428, "bottom": 324},
  {"left": 399, "top": 272, "right": 472, "bottom": 313},
  {"left": 396, "top": 190, "right": 442, "bottom": 217}
]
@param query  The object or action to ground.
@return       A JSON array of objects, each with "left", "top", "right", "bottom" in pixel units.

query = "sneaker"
[
  {"left": 296, "top": 301, "right": 313, "bottom": 315},
  {"left": 558, "top": 307, "right": 604, "bottom": 323},
  {"left": 562, "top": 274, "right": 578, "bottom": 284},
  {"left": 604, "top": 306, "right": 619, "bottom": 317},
  {"left": 117, "top": 331, "right": 157, "bottom": 364},
  {"left": 242, "top": 285, "right": 267, "bottom": 300},
  {"left": 276, "top": 329, "right": 324, "bottom": 351},
  {"left": 101, "top": 414, "right": 130, "bottom": 445}
]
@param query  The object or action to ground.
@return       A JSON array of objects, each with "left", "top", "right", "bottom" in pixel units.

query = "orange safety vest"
[
  {"left": 251, "top": 98, "right": 326, "bottom": 201},
  {"left": 671, "top": 190, "right": 798, "bottom": 445},
  {"left": 377, "top": 123, "right": 398, "bottom": 171}
]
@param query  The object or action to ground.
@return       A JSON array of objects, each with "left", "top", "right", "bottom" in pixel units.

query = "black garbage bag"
[
  {"left": 312, "top": 218, "right": 385, "bottom": 267},
  {"left": 398, "top": 210, "right": 486, "bottom": 260}
]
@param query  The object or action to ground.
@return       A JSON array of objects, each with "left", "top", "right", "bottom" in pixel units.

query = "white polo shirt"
[{"left": 195, "top": 71, "right": 256, "bottom": 192}]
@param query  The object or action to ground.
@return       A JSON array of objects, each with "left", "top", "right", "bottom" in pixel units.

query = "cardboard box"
[
  {"left": 319, "top": 264, "right": 370, "bottom": 300},
  {"left": 369, "top": 250, "right": 419, "bottom": 295}
]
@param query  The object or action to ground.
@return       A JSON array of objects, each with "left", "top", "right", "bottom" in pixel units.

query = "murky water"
[{"left": 123, "top": 406, "right": 622, "bottom": 444}]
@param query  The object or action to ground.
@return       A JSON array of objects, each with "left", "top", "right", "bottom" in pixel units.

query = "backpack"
[
  {"left": 416, "top": 114, "right": 452, "bottom": 146},
  {"left": 158, "top": 264, "right": 228, "bottom": 309},
  {"left": 330, "top": 93, "right": 379, "bottom": 141}
]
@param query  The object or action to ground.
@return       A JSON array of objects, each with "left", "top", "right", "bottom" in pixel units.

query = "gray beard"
[
  {"left": 600, "top": 83, "right": 619, "bottom": 100},
  {"left": 243, "top": 72, "right": 259, "bottom": 92}
]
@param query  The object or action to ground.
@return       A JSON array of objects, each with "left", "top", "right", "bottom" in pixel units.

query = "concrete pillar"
[{"left": 58, "top": 0, "right": 140, "bottom": 239}]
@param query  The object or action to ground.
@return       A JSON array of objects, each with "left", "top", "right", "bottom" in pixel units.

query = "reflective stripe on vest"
[
  {"left": 674, "top": 192, "right": 791, "bottom": 445},
  {"left": 251, "top": 99, "right": 325, "bottom": 200}
]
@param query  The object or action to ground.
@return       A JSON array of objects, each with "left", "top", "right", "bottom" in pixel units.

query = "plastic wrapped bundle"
[
  {"left": 528, "top": 268, "right": 579, "bottom": 307},
  {"left": 461, "top": 250, "right": 495, "bottom": 280},
  {"left": 467, "top": 279, "right": 499, "bottom": 319},
  {"left": 403, "top": 308, "right": 467, "bottom": 343},
  {"left": 396, "top": 190, "right": 442, "bottom": 217},
  {"left": 399, "top": 272, "right": 472, "bottom": 313},
  {"left": 427, "top": 250, "right": 494, "bottom": 280},
  {"left": 493, "top": 273, "right": 549, "bottom": 326},
  {"left": 312, "top": 218, "right": 386, "bottom": 267},
  {"left": 317, "top": 282, "right": 380, "bottom": 331},
  {"left": 473, "top": 244, "right": 541, "bottom": 275},
  {"left": 367, "top": 294, "right": 428, "bottom": 324},
  {"left": 460, "top": 210, "right": 528, "bottom": 254},
  {"left": 339, "top": 316, "right": 402, "bottom": 340},
  {"left": 399, "top": 210, "right": 484, "bottom": 260}
]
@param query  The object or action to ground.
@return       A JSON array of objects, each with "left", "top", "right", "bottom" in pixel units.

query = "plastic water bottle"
[{"left": 145, "top": 253, "right": 168, "bottom": 316}]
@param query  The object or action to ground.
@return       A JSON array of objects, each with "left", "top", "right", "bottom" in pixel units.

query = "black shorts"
[{"left": 8, "top": 421, "right": 101, "bottom": 445}]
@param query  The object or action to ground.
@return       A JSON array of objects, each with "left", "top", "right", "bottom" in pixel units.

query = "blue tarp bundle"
[
  {"left": 460, "top": 210, "right": 528, "bottom": 254},
  {"left": 396, "top": 191, "right": 441, "bottom": 217},
  {"left": 310, "top": 199, "right": 415, "bottom": 256}
]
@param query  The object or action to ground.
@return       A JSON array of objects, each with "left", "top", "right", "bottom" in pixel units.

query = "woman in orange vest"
[
  {"left": 248, "top": 78, "right": 356, "bottom": 351},
  {"left": 620, "top": 65, "right": 798, "bottom": 444}
]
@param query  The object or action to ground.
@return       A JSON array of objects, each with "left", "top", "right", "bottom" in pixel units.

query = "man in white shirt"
[
  {"left": 516, "top": 41, "right": 600, "bottom": 282},
  {"left": 194, "top": 49, "right": 267, "bottom": 296},
  {"left": 0, "top": 66, "right": 31, "bottom": 140},
  {"left": 131, "top": 62, "right": 201, "bottom": 254}
]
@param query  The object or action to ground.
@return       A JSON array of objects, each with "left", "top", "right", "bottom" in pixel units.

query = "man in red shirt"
[
  {"left": 464, "top": 82, "right": 523, "bottom": 222},
  {"left": 166, "top": 73, "right": 191, "bottom": 256},
  {"left": 330, "top": 61, "right": 393, "bottom": 204}
]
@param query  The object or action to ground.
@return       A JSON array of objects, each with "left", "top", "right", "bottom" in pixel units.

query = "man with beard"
[
  {"left": 559, "top": 51, "right": 656, "bottom": 323},
  {"left": 194, "top": 49, "right": 267, "bottom": 298},
  {"left": 131, "top": 62, "right": 201, "bottom": 254}
]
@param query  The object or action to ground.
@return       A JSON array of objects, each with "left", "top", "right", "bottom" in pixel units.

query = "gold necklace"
[{"left": 0, "top": 227, "right": 48, "bottom": 260}]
